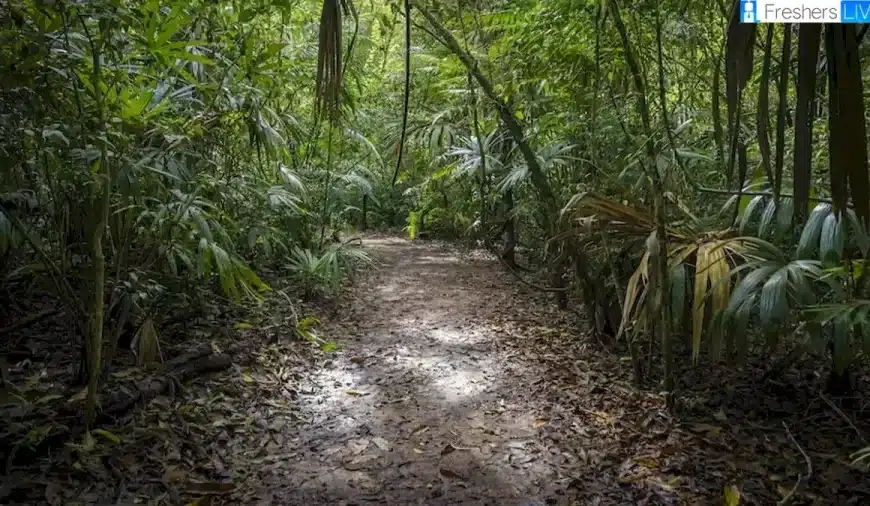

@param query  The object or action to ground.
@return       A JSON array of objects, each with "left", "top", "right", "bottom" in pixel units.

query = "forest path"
[{"left": 250, "top": 237, "right": 596, "bottom": 505}]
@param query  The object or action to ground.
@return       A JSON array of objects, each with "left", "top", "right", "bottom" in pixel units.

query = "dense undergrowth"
[{"left": 3, "top": 0, "right": 870, "bottom": 501}]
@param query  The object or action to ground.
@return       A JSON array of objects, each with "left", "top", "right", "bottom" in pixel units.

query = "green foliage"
[
  {"left": 3, "top": 0, "right": 870, "bottom": 457},
  {"left": 406, "top": 211, "right": 421, "bottom": 240},
  {"left": 289, "top": 242, "right": 373, "bottom": 297},
  {"left": 295, "top": 316, "right": 338, "bottom": 353}
]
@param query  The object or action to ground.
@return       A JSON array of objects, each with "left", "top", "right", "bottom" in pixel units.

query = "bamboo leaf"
[
  {"left": 846, "top": 209, "right": 870, "bottom": 258},
  {"left": 776, "top": 198, "right": 793, "bottom": 237},
  {"left": 619, "top": 257, "right": 646, "bottom": 340},
  {"left": 709, "top": 245, "right": 731, "bottom": 317}
]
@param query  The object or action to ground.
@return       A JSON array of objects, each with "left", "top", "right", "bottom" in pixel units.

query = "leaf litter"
[{"left": 4, "top": 235, "right": 870, "bottom": 504}]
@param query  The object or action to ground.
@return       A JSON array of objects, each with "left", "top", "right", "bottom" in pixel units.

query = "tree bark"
[
  {"left": 793, "top": 25, "right": 821, "bottom": 226},
  {"left": 774, "top": 24, "right": 793, "bottom": 200}
]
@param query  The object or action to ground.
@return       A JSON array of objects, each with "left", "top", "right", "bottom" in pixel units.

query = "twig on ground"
[
  {"left": 819, "top": 392, "right": 866, "bottom": 443},
  {"left": 779, "top": 422, "right": 812, "bottom": 506},
  {"left": 0, "top": 307, "right": 61, "bottom": 338}
]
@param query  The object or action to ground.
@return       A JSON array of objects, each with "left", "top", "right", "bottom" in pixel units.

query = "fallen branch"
[
  {"left": 820, "top": 393, "right": 865, "bottom": 443},
  {"left": 779, "top": 422, "right": 812, "bottom": 506},
  {"left": 99, "top": 353, "right": 232, "bottom": 419},
  {"left": 164, "top": 344, "right": 215, "bottom": 370}
]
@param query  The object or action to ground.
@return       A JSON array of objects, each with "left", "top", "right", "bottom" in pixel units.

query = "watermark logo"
[
  {"left": 740, "top": 0, "right": 867, "bottom": 22},
  {"left": 741, "top": 0, "right": 758, "bottom": 22}
]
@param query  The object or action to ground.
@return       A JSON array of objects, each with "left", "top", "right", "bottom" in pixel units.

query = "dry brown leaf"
[
  {"left": 186, "top": 481, "right": 236, "bottom": 495},
  {"left": 166, "top": 468, "right": 187, "bottom": 484},
  {"left": 439, "top": 467, "right": 463, "bottom": 480}
]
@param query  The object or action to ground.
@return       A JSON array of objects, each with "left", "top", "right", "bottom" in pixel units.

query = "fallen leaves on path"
[{"left": 7, "top": 236, "right": 870, "bottom": 505}]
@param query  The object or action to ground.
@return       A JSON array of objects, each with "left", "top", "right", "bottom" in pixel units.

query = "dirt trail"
[
  {"left": 8, "top": 238, "right": 868, "bottom": 505},
  {"left": 255, "top": 237, "right": 583, "bottom": 505}
]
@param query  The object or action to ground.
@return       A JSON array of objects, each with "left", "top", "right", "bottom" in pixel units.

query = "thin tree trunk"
[
  {"left": 318, "top": 124, "right": 334, "bottom": 248},
  {"left": 391, "top": 0, "right": 412, "bottom": 186},
  {"left": 613, "top": 0, "right": 673, "bottom": 403},
  {"left": 467, "top": 72, "right": 488, "bottom": 229},
  {"left": 712, "top": 43, "right": 726, "bottom": 174},
  {"left": 502, "top": 188, "right": 517, "bottom": 267},
  {"left": 774, "top": 24, "right": 793, "bottom": 200},
  {"left": 84, "top": 22, "right": 110, "bottom": 429},
  {"left": 757, "top": 26, "right": 775, "bottom": 189}
]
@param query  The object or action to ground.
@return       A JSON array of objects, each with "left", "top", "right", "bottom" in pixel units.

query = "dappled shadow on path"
[
  {"left": 249, "top": 238, "right": 562, "bottom": 505},
  {"left": 233, "top": 237, "right": 870, "bottom": 506}
]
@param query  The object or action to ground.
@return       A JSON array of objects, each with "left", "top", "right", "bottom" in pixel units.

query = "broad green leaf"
[
  {"left": 820, "top": 212, "right": 844, "bottom": 266},
  {"left": 757, "top": 199, "right": 777, "bottom": 238},
  {"left": 797, "top": 203, "right": 832, "bottom": 259},
  {"left": 739, "top": 195, "right": 765, "bottom": 234},
  {"left": 759, "top": 267, "right": 789, "bottom": 330}
]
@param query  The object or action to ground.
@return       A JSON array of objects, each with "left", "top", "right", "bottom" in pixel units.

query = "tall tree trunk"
[
  {"left": 712, "top": 43, "right": 726, "bottom": 176},
  {"left": 391, "top": 0, "right": 411, "bottom": 186},
  {"left": 793, "top": 25, "right": 822, "bottom": 226},
  {"left": 318, "top": 124, "right": 334, "bottom": 248},
  {"left": 774, "top": 24, "right": 793, "bottom": 201},
  {"left": 757, "top": 26, "right": 775, "bottom": 189},
  {"left": 826, "top": 23, "right": 869, "bottom": 228},
  {"left": 724, "top": 0, "right": 757, "bottom": 191}
]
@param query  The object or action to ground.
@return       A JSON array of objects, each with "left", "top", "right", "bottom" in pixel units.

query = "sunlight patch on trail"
[
  {"left": 385, "top": 323, "right": 500, "bottom": 402},
  {"left": 432, "top": 366, "right": 491, "bottom": 402},
  {"left": 415, "top": 254, "right": 461, "bottom": 264},
  {"left": 429, "top": 326, "right": 490, "bottom": 346},
  {"left": 303, "top": 366, "right": 371, "bottom": 415}
]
